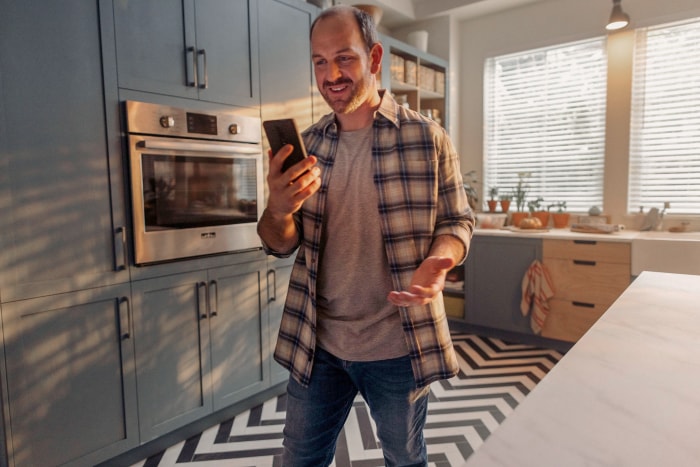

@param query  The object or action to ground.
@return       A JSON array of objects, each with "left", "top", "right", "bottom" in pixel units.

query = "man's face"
[{"left": 310, "top": 13, "right": 378, "bottom": 115}]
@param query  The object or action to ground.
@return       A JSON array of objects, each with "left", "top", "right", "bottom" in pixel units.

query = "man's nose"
[{"left": 327, "top": 61, "right": 343, "bottom": 82}]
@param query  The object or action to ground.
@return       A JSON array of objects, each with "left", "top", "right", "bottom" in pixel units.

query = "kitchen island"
[{"left": 463, "top": 270, "right": 700, "bottom": 466}]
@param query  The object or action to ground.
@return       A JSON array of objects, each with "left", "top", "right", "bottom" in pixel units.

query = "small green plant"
[
  {"left": 499, "top": 192, "right": 512, "bottom": 202},
  {"left": 548, "top": 201, "right": 567, "bottom": 213},
  {"left": 463, "top": 170, "right": 479, "bottom": 211},
  {"left": 527, "top": 196, "right": 544, "bottom": 213},
  {"left": 488, "top": 187, "right": 499, "bottom": 201},
  {"left": 514, "top": 172, "right": 530, "bottom": 212}
]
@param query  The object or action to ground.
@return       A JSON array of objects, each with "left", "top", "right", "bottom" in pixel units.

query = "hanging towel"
[{"left": 520, "top": 260, "right": 555, "bottom": 334}]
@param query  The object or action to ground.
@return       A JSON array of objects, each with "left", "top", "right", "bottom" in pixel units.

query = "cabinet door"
[
  {"left": 1, "top": 285, "right": 137, "bottom": 467},
  {"left": 466, "top": 236, "right": 542, "bottom": 334},
  {"left": 112, "top": 0, "right": 259, "bottom": 107},
  {"left": 267, "top": 257, "right": 294, "bottom": 386},
  {"left": 0, "top": 0, "right": 129, "bottom": 301},
  {"left": 259, "top": 0, "right": 316, "bottom": 129},
  {"left": 131, "top": 272, "right": 213, "bottom": 441},
  {"left": 112, "top": 0, "right": 198, "bottom": 99},
  {"left": 209, "top": 261, "right": 267, "bottom": 410},
  {"left": 195, "top": 0, "right": 259, "bottom": 106}
]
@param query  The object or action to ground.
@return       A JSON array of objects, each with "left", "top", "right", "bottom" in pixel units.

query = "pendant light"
[{"left": 606, "top": 0, "right": 630, "bottom": 31}]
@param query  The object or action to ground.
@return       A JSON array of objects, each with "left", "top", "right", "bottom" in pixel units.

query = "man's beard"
[{"left": 321, "top": 75, "right": 370, "bottom": 115}]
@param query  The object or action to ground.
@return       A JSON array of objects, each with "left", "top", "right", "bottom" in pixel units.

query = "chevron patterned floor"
[{"left": 132, "top": 334, "right": 563, "bottom": 467}]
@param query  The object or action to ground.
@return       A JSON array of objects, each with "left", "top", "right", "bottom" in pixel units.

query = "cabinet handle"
[
  {"left": 573, "top": 259, "right": 597, "bottom": 266},
  {"left": 115, "top": 226, "right": 128, "bottom": 271},
  {"left": 573, "top": 239, "right": 597, "bottom": 245},
  {"left": 198, "top": 49, "right": 208, "bottom": 89},
  {"left": 267, "top": 269, "right": 277, "bottom": 303},
  {"left": 186, "top": 46, "right": 198, "bottom": 88},
  {"left": 197, "top": 281, "right": 208, "bottom": 319},
  {"left": 119, "top": 296, "right": 131, "bottom": 340},
  {"left": 572, "top": 301, "right": 596, "bottom": 308},
  {"left": 209, "top": 280, "right": 218, "bottom": 317}
]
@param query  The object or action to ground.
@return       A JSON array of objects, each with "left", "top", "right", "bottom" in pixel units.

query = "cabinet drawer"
[
  {"left": 544, "top": 239, "right": 630, "bottom": 264},
  {"left": 544, "top": 257, "right": 630, "bottom": 305},
  {"left": 541, "top": 298, "right": 607, "bottom": 342}
]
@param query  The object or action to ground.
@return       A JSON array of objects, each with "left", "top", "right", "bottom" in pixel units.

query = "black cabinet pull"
[
  {"left": 573, "top": 239, "right": 597, "bottom": 245},
  {"left": 119, "top": 296, "right": 131, "bottom": 340},
  {"left": 209, "top": 280, "right": 218, "bottom": 317},
  {"left": 198, "top": 49, "right": 208, "bottom": 89},
  {"left": 186, "top": 46, "right": 198, "bottom": 87},
  {"left": 197, "top": 281, "right": 208, "bottom": 319},
  {"left": 267, "top": 269, "right": 277, "bottom": 303},
  {"left": 573, "top": 259, "right": 597, "bottom": 266},
  {"left": 572, "top": 301, "right": 595, "bottom": 308},
  {"left": 115, "top": 226, "right": 128, "bottom": 271}
]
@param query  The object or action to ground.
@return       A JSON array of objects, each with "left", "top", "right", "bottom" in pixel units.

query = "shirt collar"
[{"left": 317, "top": 89, "right": 401, "bottom": 136}]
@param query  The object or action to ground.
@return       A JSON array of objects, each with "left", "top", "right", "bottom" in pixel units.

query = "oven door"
[{"left": 128, "top": 135, "right": 264, "bottom": 264}]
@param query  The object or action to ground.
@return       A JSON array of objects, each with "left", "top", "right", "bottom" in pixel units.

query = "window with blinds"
[
  {"left": 629, "top": 18, "right": 700, "bottom": 215},
  {"left": 484, "top": 38, "right": 607, "bottom": 212}
]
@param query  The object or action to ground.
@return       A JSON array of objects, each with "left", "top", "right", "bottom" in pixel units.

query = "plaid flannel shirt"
[{"left": 264, "top": 92, "right": 474, "bottom": 388}]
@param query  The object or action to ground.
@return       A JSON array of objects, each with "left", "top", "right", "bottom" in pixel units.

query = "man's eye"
[{"left": 314, "top": 59, "right": 327, "bottom": 66}]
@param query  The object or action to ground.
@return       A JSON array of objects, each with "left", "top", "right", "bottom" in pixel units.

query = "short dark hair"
[{"left": 310, "top": 5, "right": 379, "bottom": 51}]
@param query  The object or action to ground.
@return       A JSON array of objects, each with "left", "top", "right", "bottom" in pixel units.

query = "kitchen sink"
[{"left": 631, "top": 231, "right": 700, "bottom": 275}]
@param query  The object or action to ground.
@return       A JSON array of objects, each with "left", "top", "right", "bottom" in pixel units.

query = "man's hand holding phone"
[{"left": 262, "top": 119, "right": 321, "bottom": 218}]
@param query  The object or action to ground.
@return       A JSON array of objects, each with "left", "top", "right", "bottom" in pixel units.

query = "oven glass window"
[{"left": 141, "top": 154, "right": 258, "bottom": 230}]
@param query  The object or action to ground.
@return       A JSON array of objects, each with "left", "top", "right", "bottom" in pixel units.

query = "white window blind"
[
  {"left": 629, "top": 18, "right": 700, "bottom": 215},
  {"left": 484, "top": 38, "right": 607, "bottom": 212}
]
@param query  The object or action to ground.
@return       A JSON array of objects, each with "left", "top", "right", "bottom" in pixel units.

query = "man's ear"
[{"left": 369, "top": 42, "right": 384, "bottom": 75}]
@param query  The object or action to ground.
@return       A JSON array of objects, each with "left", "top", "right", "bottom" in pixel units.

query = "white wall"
[{"left": 457, "top": 0, "right": 700, "bottom": 226}]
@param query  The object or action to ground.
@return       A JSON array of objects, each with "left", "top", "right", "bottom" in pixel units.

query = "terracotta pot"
[
  {"left": 552, "top": 212, "right": 571, "bottom": 228},
  {"left": 510, "top": 212, "right": 528, "bottom": 227},
  {"left": 499, "top": 200, "right": 511, "bottom": 212},
  {"left": 487, "top": 200, "right": 498, "bottom": 213},
  {"left": 532, "top": 211, "right": 550, "bottom": 228}
]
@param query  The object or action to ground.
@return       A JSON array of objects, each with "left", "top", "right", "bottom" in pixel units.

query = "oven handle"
[{"left": 139, "top": 140, "right": 261, "bottom": 155}]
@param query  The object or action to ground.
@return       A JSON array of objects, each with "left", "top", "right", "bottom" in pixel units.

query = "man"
[{"left": 257, "top": 5, "right": 474, "bottom": 466}]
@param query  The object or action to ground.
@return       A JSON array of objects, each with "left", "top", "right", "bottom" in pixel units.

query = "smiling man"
[{"left": 257, "top": 5, "right": 474, "bottom": 466}]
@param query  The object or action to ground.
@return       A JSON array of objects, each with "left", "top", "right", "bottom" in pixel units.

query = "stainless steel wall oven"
[{"left": 125, "top": 101, "right": 264, "bottom": 265}]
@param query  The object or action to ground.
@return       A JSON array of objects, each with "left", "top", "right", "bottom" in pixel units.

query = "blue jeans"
[{"left": 281, "top": 347, "right": 430, "bottom": 467}]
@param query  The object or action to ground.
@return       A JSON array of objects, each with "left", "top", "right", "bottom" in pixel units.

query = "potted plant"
[
  {"left": 463, "top": 170, "right": 480, "bottom": 211},
  {"left": 549, "top": 201, "right": 570, "bottom": 228},
  {"left": 487, "top": 187, "right": 498, "bottom": 213},
  {"left": 499, "top": 193, "right": 512, "bottom": 213},
  {"left": 510, "top": 172, "right": 530, "bottom": 227},
  {"left": 528, "top": 196, "right": 550, "bottom": 227}
]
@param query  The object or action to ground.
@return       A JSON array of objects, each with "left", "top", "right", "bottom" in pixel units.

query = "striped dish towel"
[{"left": 520, "top": 260, "right": 555, "bottom": 334}]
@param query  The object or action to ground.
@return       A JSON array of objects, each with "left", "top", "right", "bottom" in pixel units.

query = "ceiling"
[{"left": 334, "top": 0, "right": 547, "bottom": 28}]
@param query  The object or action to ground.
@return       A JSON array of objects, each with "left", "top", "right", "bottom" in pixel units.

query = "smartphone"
[{"left": 262, "top": 118, "right": 308, "bottom": 173}]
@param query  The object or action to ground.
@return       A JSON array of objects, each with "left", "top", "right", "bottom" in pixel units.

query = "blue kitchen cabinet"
[
  {"left": 112, "top": 0, "right": 260, "bottom": 108},
  {"left": 0, "top": 284, "right": 138, "bottom": 467},
  {"left": 258, "top": 0, "right": 319, "bottom": 128},
  {"left": 465, "top": 235, "right": 542, "bottom": 334},
  {"left": 266, "top": 256, "right": 295, "bottom": 386},
  {"left": 0, "top": 0, "right": 128, "bottom": 302},
  {"left": 257, "top": 0, "right": 317, "bottom": 387},
  {"left": 130, "top": 259, "right": 268, "bottom": 442}
]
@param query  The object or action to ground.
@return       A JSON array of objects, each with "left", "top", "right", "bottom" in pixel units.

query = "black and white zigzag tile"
[{"left": 131, "top": 335, "right": 563, "bottom": 467}]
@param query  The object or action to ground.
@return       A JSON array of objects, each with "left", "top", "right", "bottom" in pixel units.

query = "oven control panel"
[{"left": 125, "top": 100, "right": 261, "bottom": 144}]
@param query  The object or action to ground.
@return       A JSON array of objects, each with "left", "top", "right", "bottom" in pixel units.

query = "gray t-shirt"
[{"left": 315, "top": 125, "right": 409, "bottom": 361}]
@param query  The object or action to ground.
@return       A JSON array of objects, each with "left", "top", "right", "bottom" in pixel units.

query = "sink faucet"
[
  {"left": 640, "top": 202, "right": 670, "bottom": 231},
  {"left": 656, "top": 201, "right": 671, "bottom": 230}
]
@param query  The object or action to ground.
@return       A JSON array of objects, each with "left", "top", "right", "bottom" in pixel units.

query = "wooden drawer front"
[
  {"left": 544, "top": 239, "right": 630, "bottom": 264},
  {"left": 541, "top": 298, "right": 607, "bottom": 342},
  {"left": 544, "top": 257, "right": 630, "bottom": 305}
]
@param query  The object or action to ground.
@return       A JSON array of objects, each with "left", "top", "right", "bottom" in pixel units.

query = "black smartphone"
[{"left": 263, "top": 118, "right": 308, "bottom": 173}]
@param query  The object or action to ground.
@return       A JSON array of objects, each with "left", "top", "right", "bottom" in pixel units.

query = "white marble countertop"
[
  {"left": 474, "top": 227, "right": 638, "bottom": 243},
  {"left": 462, "top": 271, "right": 700, "bottom": 466},
  {"left": 473, "top": 227, "right": 700, "bottom": 274}
]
